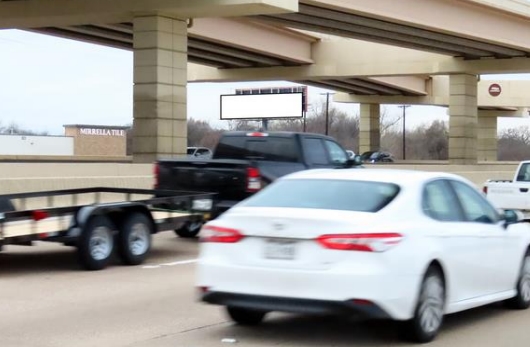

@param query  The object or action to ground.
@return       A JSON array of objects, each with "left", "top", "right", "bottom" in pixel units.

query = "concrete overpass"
[
  {"left": 334, "top": 77, "right": 530, "bottom": 162},
  {"left": 2, "top": 0, "right": 530, "bottom": 164}
]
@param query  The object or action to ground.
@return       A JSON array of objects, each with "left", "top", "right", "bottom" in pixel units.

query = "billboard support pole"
[{"left": 262, "top": 119, "right": 269, "bottom": 131}]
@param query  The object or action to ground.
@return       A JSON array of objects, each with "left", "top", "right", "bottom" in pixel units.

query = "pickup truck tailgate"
[{"left": 156, "top": 159, "right": 251, "bottom": 202}]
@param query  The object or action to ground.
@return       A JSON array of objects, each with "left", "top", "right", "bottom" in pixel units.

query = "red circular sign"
[{"left": 489, "top": 83, "right": 502, "bottom": 97}]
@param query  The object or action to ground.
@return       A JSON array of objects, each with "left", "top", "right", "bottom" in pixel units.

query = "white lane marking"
[
  {"left": 160, "top": 259, "right": 198, "bottom": 266},
  {"left": 142, "top": 259, "right": 198, "bottom": 269}
]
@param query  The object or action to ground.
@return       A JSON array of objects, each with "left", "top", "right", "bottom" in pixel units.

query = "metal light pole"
[
  {"left": 320, "top": 92, "right": 335, "bottom": 135},
  {"left": 398, "top": 105, "right": 411, "bottom": 160},
  {"left": 325, "top": 93, "right": 330, "bottom": 135}
]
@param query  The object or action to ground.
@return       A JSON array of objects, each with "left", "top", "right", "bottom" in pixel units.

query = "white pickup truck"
[{"left": 484, "top": 161, "right": 530, "bottom": 217}]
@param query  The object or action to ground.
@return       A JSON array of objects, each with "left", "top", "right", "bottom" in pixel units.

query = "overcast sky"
[{"left": 1, "top": 29, "right": 529, "bottom": 135}]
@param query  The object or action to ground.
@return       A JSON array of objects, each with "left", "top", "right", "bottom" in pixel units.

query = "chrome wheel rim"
[
  {"left": 520, "top": 257, "right": 530, "bottom": 302},
  {"left": 90, "top": 226, "right": 113, "bottom": 261},
  {"left": 129, "top": 223, "right": 150, "bottom": 256},
  {"left": 188, "top": 221, "right": 202, "bottom": 233},
  {"left": 418, "top": 275, "right": 444, "bottom": 334}
]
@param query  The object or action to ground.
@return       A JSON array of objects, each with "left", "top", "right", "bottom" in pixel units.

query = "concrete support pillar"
[
  {"left": 132, "top": 16, "right": 188, "bottom": 163},
  {"left": 448, "top": 74, "right": 478, "bottom": 164},
  {"left": 477, "top": 114, "right": 498, "bottom": 162},
  {"left": 359, "top": 103, "right": 380, "bottom": 154}
]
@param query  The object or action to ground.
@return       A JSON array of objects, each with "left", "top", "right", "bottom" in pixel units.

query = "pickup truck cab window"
[
  {"left": 303, "top": 138, "right": 329, "bottom": 165},
  {"left": 214, "top": 136, "right": 299, "bottom": 162},
  {"left": 516, "top": 163, "right": 530, "bottom": 182},
  {"left": 450, "top": 180, "right": 500, "bottom": 224},
  {"left": 325, "top": 140, "right": 348, "bottom": 165},
  {"left": 422, "top": 180, "right": 463, "bottom": 222}
]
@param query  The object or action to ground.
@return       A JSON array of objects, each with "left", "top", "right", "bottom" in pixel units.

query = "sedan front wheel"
[{"left": 505, "top": 251, "right": 530, "bottom": 310}]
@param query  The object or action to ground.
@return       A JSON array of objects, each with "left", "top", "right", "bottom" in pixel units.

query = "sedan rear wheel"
[
  {"left": 226, "top": 306, "right": 267, "bottom": 326},
  {"left": 401, "top": 267, "right": 445, "bottom": 343}
]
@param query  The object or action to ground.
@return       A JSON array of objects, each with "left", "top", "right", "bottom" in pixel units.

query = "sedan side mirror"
[{"left": 502, "top": 209, "right": 524, "bottom": 226}]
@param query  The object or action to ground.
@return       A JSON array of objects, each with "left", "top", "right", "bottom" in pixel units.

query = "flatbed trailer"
[{"left": 0, "top": 187, "right": 215, "bottom": 270}]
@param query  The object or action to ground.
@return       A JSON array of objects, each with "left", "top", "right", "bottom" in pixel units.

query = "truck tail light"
[
  {"left": 200, "top": 225, "right": 244, "bottom": 243},
  {"left": 246, "top": 167, "right": 261, "bottom": 192},
  {"left": 32, "top": 210, "right": 49, "bottom": 221},
  {"left": 154, "top": 163, "right": 160, "bottom": 189},
  {"left": 483, "top": 186, "right": 488, "bottom": 194},
  {"left": 317, "top": 233, "right": 403, "bottom": 252},
  {"left": 246, "top": 132, "right": 268, "bottom": 137}
]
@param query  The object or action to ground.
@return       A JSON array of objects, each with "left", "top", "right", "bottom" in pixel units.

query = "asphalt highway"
[{"left": 1, "top": 233, "right": 529, "bottom": 347}]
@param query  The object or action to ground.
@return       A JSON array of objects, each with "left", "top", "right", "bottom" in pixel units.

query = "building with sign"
[{"left": 64, "top": 124, "right": 130, "bottom": 156}]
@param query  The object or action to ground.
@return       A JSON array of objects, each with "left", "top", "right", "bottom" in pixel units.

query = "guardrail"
[{"left": 0, "top": 155, "right": 133, "bottom": 163}]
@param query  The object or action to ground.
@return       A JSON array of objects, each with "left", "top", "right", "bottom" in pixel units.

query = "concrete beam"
[
  {"left": 474, "top": 108, "right": 528, "bottom": 117},
  {"left": 0, "top": 0, "right": 298, "bottom": 29},
  {"left": 304, "top": 0, "right": 530, "bottom": 53},
  {"left": 188, "top": 37, "right": 530, "bottom": 81},
  {"left": 367, "top": 76, "right": 428, "bottom": 95},
  {"left": 189, "top": 18, "right": 316, "bottom": 64},
  {"left": 187, "top": 39, "right": 451, "bottom": 81},
  {"left": 464, "top": 0, "right": 530, "bottom": 20},
  {"left": 334, "top": 79, "right": 530, "bottom": 110}
]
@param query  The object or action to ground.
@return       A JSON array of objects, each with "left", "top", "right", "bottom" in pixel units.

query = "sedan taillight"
[
  {"left": 317, "top": 233, "right": 403, "bottom": 252},
  {"left": 200, "top": 225, "right": 244, "bottom": 243}
]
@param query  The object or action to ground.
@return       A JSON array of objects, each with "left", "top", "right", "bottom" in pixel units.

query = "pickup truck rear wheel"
[
  {"left": 78, "top": 216, "right": 116, "bottom": 271},
  {"left": 118, "top": 212, "right": 153, "bottom": 265},
  {"left": 226, "top": 306, "right": 267, "bottom": 326},
  {"left": 174, "top": 220, "right": 203, "bottom": 238}
]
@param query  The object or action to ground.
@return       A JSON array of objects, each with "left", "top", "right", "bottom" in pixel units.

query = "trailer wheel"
[
  {"left": 174, "top": 220, "right": 203, "bottom": 238},
  {"left": 78, "top": 216, "right": 116, "bottom": 271},
  {"left": 118, "top": 212, "right": 153, "bottom": 265}
]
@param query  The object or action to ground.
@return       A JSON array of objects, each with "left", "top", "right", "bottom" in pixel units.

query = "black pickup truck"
[{"left": 155, "top": 131, "right": 361, "bottom": 237}]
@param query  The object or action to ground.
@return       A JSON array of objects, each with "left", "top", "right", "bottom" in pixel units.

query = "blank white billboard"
[{"left": 221, "top": 92, "right": 303, "bottom": 120}]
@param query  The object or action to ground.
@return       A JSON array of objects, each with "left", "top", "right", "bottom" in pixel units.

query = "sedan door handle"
[{"left": 520, "top": 188, "right": 529, "bottom": 193}]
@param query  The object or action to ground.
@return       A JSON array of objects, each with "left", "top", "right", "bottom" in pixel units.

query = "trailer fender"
[{"left": 69, "top": 203, "right": 155, "bottom": 238}]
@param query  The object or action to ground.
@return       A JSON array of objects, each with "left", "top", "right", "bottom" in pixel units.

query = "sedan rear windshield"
[{"left": 240, "top": 179, "right": 400, "bottom": 212}]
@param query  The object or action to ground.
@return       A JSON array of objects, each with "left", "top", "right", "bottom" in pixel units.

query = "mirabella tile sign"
[{"left": 79, "top": 128, "right": 126, "bottom": 136}]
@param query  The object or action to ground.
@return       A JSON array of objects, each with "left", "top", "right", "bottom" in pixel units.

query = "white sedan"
[{"left": 196, "top": 169, "right": 530, "bottom": 343}]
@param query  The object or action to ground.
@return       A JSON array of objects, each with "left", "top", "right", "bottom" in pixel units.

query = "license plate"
[{"left": 264, "top": 239, "right": 296, "bottom": 260}]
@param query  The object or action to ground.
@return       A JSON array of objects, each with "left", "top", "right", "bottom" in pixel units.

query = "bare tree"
[
  {"left": 302, "top": 101, "right": 359, "bottom": 150},
  {"left": 227, "top": 120, "right": 261, "bottom": 131},
  {"left": 380, "top": 107, "right": 402, "bottom": 134},
  {"left": 381, "top": 120, "right": 449, "bottom": 160},
  {"left": 0, "top": 121, "right": 49, "bottom": 136},
  {"left": 498, "top": 126, "right": 530, "bottom": 161}
]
